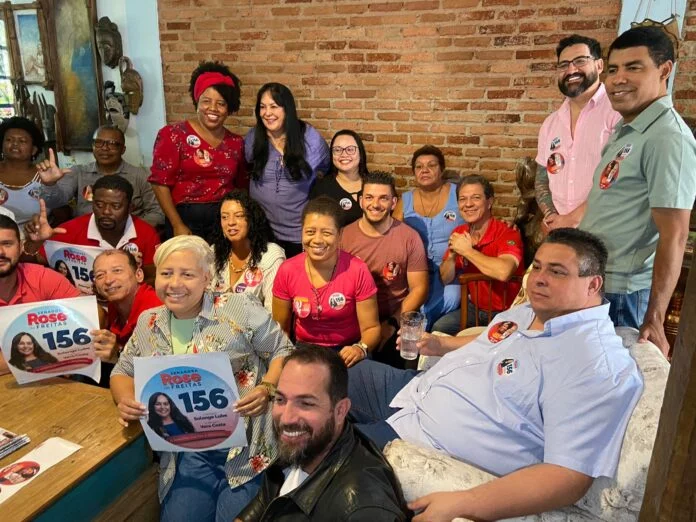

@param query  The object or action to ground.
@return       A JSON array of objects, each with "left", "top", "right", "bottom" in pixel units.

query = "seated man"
[
  {"left": 90, "top": 249, "right": 161, "bottom": 385},
  {"left": 39, "top": 125, "right": 164, "bottom": 227},
  {"left": 340, "top": 170, "right": 428, "bottom": 367},
  {"left": 0, "top": 215, "right": 80, "bottom": 375},
  {"left": 434, "top": 174, "right": 526, "bottom": 334},
  {"left": 24, "top": 175, "right": 160, "bottom": 282},
  {"left": 236, "top": 346, "right": 410, "bottom": 522},
  {"left": 348, "top": 228, "right": 643, "bottom": 521}
]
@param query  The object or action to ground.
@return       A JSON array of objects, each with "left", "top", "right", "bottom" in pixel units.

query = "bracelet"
[
  {"left": 258, "top": 381, "right": 277, "bottom": 400},
  {"left": 353, "top": 342, "right": 368, "bottom": 358},
  {"left": 21, "top": 243, "right": 39, "bottom": 257}
]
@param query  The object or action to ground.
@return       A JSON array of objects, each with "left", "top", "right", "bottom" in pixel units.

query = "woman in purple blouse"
[{"left": 245, "top": 83, "right": 330, "bottom": 258}]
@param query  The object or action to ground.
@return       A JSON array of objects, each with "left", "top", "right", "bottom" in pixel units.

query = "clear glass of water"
[{"left": 400, "top": 311, "right": 425, "bottom": 360}]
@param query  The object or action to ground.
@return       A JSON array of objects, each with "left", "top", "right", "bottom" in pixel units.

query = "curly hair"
[
  {"left": 211, "top": 190, "right": 275, "bottom": 274},
  {"left": 0, "top": 117, "right": 45, "bottom": 160},
  {"left": 249, "top": 83, "right": 310, "bottom": 181},
  {"left": 188, "top": 61, "right": 241, "bottom": 112}
]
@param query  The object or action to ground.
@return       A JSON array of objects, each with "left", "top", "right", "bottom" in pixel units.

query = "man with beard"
[
  {"left": 236, "top": 346, "right": 409, "bottom": 522},
  {"left": 535, "top": 35, "right": 621, "bottom": 231},
  {"left": 23, "top": 175, "right": 159, "bottom": 282},
  {"left": 40, "top": 125, "right": 164, "bottom": 227},
  {"left": 579, "top": 27, "right": 696, "bottom": 355},
  {"left": 340, "top": 171, "right": 428, "bottom": 367},
  {"left": 0, "top": 215, "right": 79, "bottom": 375}
]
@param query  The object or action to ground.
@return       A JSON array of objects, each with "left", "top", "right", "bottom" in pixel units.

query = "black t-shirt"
[{"left": 310, "top": 175, "right": 362, "bottom": 227}]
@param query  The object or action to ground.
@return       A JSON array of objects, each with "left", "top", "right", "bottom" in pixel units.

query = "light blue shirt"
[{"left": 388, "top": 302, "right": 643, "bottom": 479}]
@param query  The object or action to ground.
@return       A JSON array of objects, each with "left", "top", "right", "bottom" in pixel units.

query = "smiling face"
[
  {"left": 16, "top": 335, "right": 35, "bottom": 356},
  {"left": 155, "top": 250, "right": 210, "bottom": 319},
  {"left": 259, "top": 91, "right": 286, "bottom": 136},
  {"left": 413, "top": 154, "right": 443, "bottom": 190},
  {"left": 220, "top": 199, "right": 249, "bottom": 244},
  {"left": 196, "top": 87, "right": 229, "bottom": 132},
  {"left": 302, "top": 213, "right": 340, "bottom": 264},
  {"left": 527, "top": 243, "right": 602, "bottom": 322},
  {"left": 360, "top": 183, "right": 397, "bottom": 226},
  {"left": 93, "top": 251, "right": 143, "bottom": 303},
  {"left": 606, "top": 45, "right": 671, "bottom": 123},
  {"left": 331, "top": 134, "right": 360, "bottom": 176},
  {"left": 557, "top": 44, "right": 602, "bottom": 98},
  {"left": 154, "top": 395, "right": 172, "bottom": 419},
  {"left": 457, "top": 182, "right": 492, "bottom": 226},
  {"left": 2, "top": 128, "right": 36, "bottom": 162}
]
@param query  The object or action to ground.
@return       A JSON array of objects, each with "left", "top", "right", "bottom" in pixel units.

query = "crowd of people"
[{"left": 0, "top": 25, "right": 695, "bottom": 522}]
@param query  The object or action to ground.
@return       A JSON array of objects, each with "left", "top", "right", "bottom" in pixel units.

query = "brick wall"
[{"left": 157, "top": 0, "right": 696, "bottom": 218}]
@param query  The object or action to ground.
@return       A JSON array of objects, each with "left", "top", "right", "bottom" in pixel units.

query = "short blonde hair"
[{"left": 154, "top": 235, "right": 213, "bottom": 276}]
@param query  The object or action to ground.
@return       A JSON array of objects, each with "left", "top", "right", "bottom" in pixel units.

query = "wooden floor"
[{"left": 94, "top": 465, "right": 160, "bottom": 522}]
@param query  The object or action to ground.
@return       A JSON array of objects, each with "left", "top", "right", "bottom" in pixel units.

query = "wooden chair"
[{"left": 458, "top": 273, "right": 524, "bottom": 330}]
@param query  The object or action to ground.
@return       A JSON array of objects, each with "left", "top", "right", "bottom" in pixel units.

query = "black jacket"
[{"left": 238, "top": 423, "right": 410, "bottom": 522}]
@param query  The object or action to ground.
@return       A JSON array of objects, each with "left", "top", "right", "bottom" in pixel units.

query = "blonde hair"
[{"left": 154, "top": 235, "right": 213, "bottom": 276}]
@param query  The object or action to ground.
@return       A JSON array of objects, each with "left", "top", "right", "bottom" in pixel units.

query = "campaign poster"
[
  {"left": 134, "top": 353, "right": 248, "bottom": 452},
  {"left": 0, "top": 438, "right": 82, "bottom": 504},
  {"left": 0, "top": 296, "right": 101, "bottom": 385},
  {"left": 44, "top": 240, "right": 105, "bottom": 294}
]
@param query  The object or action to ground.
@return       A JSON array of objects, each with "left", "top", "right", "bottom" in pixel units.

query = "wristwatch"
[
  {"left": 353, "top": 341, "right": 369, "bottom": 358},
  {"left": 258, "top": 381, "right": 277, "bottom": 400}
]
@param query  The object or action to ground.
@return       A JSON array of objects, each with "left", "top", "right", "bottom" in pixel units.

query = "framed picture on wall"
[{"left": 12, "top": 9, "right": 47, "bottom": 85}]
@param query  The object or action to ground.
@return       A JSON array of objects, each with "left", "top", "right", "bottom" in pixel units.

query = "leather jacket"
[{"left": 238, "top": 423, "right": 410, "bottom": 522}]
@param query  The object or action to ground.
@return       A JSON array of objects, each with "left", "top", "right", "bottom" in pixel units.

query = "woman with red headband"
[{"left": 149, "top": 61, "right": 247, "bottom": 242}]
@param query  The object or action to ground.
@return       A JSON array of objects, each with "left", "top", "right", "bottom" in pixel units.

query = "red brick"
[
  {"left": 317, "top": 41, "right": 347, "bottom": 50},
  {"left": 487, "top": 89, "right": 525, "bottom": 99}
]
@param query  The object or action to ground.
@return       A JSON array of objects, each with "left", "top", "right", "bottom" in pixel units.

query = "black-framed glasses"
[
  {"left": 93, "top": 138, "right": 123, "bottom": 150},
  {"left": 331, "top": 145, "right": 358, "bottom": 156},
  {"left": 556, "top": 56, "right": 595, "bottom": 71}
]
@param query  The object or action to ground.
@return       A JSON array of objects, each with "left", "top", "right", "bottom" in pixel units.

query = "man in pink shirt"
[{"left": 535, "top": 34, "right": 621, "bottom": 231}]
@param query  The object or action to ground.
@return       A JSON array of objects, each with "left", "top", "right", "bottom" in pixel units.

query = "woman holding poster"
[{"left": 111, "top": 235, "right": 293, "bottom": 522}]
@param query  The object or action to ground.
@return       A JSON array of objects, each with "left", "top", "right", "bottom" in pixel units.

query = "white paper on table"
[
  {"left": 0, "top": 296, "right": 101, "bottom": 385},
  {"left": 0, "top": 437, "right": 82, "bottom": 504},
  {"left": 134, "top": 353, "right": 248, "bottom": 452}
]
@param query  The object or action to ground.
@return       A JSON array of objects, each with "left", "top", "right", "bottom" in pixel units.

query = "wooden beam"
[{"left": 639, "top": 260, "right": 696, "bottom": 520}]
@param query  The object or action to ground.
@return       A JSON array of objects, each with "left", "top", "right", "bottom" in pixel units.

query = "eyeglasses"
[
  {"left": 93, "top": 138, "right": 123, "bottom": 150},
  {"left": 556, "top": 56, "right": 595, "bottom": 71},
  {"left": 331, "top": 145, "right": 358, "bottom": 156}
]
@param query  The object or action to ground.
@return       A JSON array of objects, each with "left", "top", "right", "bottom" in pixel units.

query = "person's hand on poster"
[
  {"left": 36, "top": 148, "right": 71, "bottom": 186},
  {"left": 234, "top": 385, "right": 271, "bottom": 417},
  {"left": 117, "top": 395, "right": 147, "bottom": 427},
  {"left": 24, "top": 199, "right": 66, "bottom": 243},
  {"left": 90, "top": 329, "right": 120, "bottom": 363}
]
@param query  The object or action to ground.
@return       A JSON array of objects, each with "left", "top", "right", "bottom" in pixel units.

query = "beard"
[
  {"left": 273, "top": 416, "right": 337, "bottom": 469},
  {"left": 558, "top": 69, "right": 598, "bottom": 98},
  {"left": 363, "top": 209, "right": 390, "bottom": 227},
  {"left": 0, "top": 256, "right": 19, "bottom": 278}
]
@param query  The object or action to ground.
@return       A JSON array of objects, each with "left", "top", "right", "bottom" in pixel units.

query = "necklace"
[
  {"left": 418, "top": 184, "right": 444, "bottom": 218},
  {"left": 229, "top": 252, "right": 251, "bottom": 273},
  {"left": 306, "top": 256, "right": 338, "bottom": 319}
]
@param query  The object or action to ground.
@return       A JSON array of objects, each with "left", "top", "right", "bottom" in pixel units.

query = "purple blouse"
[{"left": 245, "top": 124, "right": 330, "bottom": 243}]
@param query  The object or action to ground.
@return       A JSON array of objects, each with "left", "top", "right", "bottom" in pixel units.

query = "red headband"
[{"left": 193, "top": 72, "right": 235, "bottom": 102}]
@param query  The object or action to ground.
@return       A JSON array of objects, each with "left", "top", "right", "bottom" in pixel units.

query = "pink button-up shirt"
[{"left": 536, "top": 83, "right": 621, "bottom": 215}]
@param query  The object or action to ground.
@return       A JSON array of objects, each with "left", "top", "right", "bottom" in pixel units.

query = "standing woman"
[
  {"left": 0, "top": 117, "right": 47, "bottom": 229},
  {"left": 245, "top": 83, "right": 330, "bottom": 258},
  {"left": 149, "top": 61, "right": 247, "bottom": 242},
  {"left": 309, "top": 129, "right": 368, "bottom": 227},
  {"left": 393, "top": 145, "right": 465, "bottom": 329},
  {"left": 210, "top": 190, "right": 285, "bottom": 312}
]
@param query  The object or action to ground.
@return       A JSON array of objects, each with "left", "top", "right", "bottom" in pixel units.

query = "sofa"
[{"left": 384, "top": 327, "right": 669, "bottom": 521}]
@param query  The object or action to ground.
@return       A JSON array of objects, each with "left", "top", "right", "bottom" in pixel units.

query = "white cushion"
[{"left": 387, "top": 327, "right": 669, "bottom": 521}]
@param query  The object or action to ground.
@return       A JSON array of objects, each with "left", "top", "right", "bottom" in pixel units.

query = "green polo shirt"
[{"left": 580, "top": 96, "right": 696, "bottom": 293}]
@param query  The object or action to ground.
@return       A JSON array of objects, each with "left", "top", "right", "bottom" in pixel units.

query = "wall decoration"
[
  {"left": 13, "top": 10, "right": 45, "bottom": 84},
  {"left": 95, "top": 16, "right": 122, "bottom": 68},
  {"left": 119, "top": 56, "right": 143, "bottom": 115}
]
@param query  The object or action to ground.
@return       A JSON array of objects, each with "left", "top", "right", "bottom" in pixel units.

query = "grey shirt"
[{"left": 40, "top": 160, "right": 164, "bottom": 226}]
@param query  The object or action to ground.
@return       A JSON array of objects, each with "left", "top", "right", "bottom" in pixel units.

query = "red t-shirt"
[
  {"left": 0, "top": 263, "right": 80, "bottom": 306},
  {"left": 149, "top": 121, "right": 248, "bottom": 205},
  {"left": 41, "top": 213, "right": 160, "bottom": 266},
  {"left": 443, "top": 218, "right": 525, "bottom": 311},
  {"left": 273, "top": 250, "right": 377, "bottom": 347},
  {"left": 107, "top": 284, "right": 161, "bottom": 347}
]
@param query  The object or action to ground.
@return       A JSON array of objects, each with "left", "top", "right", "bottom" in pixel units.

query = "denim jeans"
[
  {"left": 160, "top": 450, "right": 263, "bottom": 522},
  {"left": 606, "top": 289, "right": 650, "bottom": 329},
  {"left": 347, "top": 360, "right": 418, "bottom": 449},
  {"left": 431, "top": 300, "right": 500, "bottom": 335}
]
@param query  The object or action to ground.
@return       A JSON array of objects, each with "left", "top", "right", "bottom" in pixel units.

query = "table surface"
[{"left": 0, "top": 374, "right": 142, "bottom": 521}]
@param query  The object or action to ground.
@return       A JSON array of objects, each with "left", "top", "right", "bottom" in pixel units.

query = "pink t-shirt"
[
  {"left": 273, "top": 250, "right": 377, "bottom": 347},
  {"left": 536, "top": 83, "right": 621, "bottom": 215}
]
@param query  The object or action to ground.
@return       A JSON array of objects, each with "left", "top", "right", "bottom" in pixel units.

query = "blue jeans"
[
  {"left": 348, "top": 360, "right": 418, "bottom": 449},
  {"left": 431, "top": 301, "right": 500, "bottom": 335},
  {"left": 606, "top": 289, "right": 650, "bottom": 329},
  {"left": 160, "top": 450, "right": 262, "bottom": 522}
]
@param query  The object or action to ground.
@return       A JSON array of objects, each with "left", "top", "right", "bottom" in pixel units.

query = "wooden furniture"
[
  {"left": 0, "top": 375, "right": 149, "bottom": 522},
  {"left": 458, "top": 273, "right": 524, "bottom": 330}
]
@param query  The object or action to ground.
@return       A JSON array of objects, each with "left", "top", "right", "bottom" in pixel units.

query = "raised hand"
[
  {"left": 23, "top": 199, "right": 66, "bottom": 243},
  {"left": 36, "top": 148, "right": 71, "bottom": 186}
]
